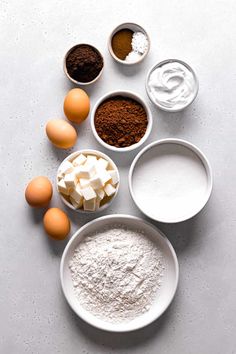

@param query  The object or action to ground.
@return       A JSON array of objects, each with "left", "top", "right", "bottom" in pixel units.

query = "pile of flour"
[{"left": 69, "top": 225, "right": 164, "bottom": 323}]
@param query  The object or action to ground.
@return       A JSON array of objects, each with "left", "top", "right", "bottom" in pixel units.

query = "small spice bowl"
[
  {"left": 56, "top": 149, "right": 120, "bottom": 213},
  {"left": 146, "top": 59, "right": 199, "bottom": 112},
  {"left": 90, "top": 90, "right": 153, "bottom": 152},
  {"left": 63, "top": 44, "right": 104, "bottom": 85},
  {"left": 108, "top": 23, "right": 150, "bottom": 65}
]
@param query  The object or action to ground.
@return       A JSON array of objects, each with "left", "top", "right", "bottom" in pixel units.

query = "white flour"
[{"left": 69, "top": 225, "right": 164, "bottom": 323}]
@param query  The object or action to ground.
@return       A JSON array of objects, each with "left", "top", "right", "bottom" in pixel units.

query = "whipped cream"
[{"left": 147, "top": 61, "right": 198, "bottom": 111}]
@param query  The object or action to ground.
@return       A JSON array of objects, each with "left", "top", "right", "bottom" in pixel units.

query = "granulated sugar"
[{"left": 69, "top": 225, "right": 165, "bottom": 323}]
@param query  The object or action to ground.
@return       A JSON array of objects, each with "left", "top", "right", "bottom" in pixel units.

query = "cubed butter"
[
  {"left": 83, "top": 198, "right": 96, "bottom": 211},
  {"left": 57, "top": 179, "right": 70, "bottom": 196},
  {"left": 85, "top": 155, "right": 97, "bottom": 165},
  {"left": 70, "top": 185, "right": 83, "bottom": 206},
  {"left": 101, "top": 170, "right": 112, "bottom": 184},
  {"left": 64, "top": 172, "right": 77, "bottom": 189},
  {"left": 90, "top": 174, "right": 104, "bottom": 190},
  {"left": 97, "top": 157, "right": 109, "bottom": 170},
  {"left": 75, "top": 164, "right": 96, "bottom": 179},
  {"left": 59, "top": 160, "right": 74, "bottom": 175},
  {"left": 70, "top": 197, "right": 81, "bottom": 209},
  {"left": 96, "top": 188, "right": 105, "bottom": 200},
  {"left": 72, "top": 154, "right": 87, "bottom": 167},
  {"left": 79, "top": 178, "right": 90, "bottom": 188},
  {"left": 104, "top": 183, "right": 116, "bottom": 197},
  {"left": 81, "top": 186, "right": 96, "bottom": 200},
  {"left": 108, "top": 170, "right": 119, "bottom": 185}
]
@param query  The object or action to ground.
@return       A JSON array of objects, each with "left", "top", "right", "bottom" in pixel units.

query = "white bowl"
[
  {"left": 56, "top": 149, "right": 119, "bottom": 213},
  {"left": 145, "top": 59, "right": 199, "bottom": 112},
  {"left": 108, "top": 22, "right": 150, "bottom": 65},
  {"left": 129, "top": 139, "right": 213, "bottom": 223},
  {"left": 63, "top": 44, "right": 104, "bottom": 85},
  {"left": 90, "top": 90, "right": 153, "bottom": 152},
  {"left": 60, "top": 214, "right": 179, "bottom": 332}
]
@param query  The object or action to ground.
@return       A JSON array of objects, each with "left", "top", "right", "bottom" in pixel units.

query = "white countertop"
[{"left": 1, "top": 0, "right": 236, "bottom": 353}]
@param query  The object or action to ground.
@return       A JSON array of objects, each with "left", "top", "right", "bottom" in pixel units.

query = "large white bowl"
[
  {"left": 60, "top": 214, "right": 179, "bottom": 332},
  {"left": 90, "top": 90, "right": 153, "bottom": 152},
  {"left": 56, "top": 149, "right": 119, "bottom": 213},
  {"left": 129, "top": 139, "right": 213, "bottom": 223}
]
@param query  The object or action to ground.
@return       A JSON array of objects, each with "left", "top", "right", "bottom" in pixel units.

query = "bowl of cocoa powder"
[
  {"left": 64, "top": 44, "right": 104, "bottom": 85},
  {"left": 91, "top": 90, "right": 153, "bottom": 152}
]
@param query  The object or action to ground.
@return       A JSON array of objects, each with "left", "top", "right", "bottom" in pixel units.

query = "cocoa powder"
[{"left": 94, "top": 96, "right": 148, "bottom": 148}]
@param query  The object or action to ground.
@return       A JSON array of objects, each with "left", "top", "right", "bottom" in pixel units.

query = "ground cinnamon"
[
  {"left": 111, "top": 29, "right": 133, "bottom": 60},
  {"left": 94, "top": 96, "right": 148, "bottom": 148}
]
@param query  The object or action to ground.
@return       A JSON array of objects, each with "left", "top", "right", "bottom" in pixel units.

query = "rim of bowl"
[
  {"left": 129, "top": 138, "right": 213, "bottom": 223},
  {"left": 108, "top": 22, "right": 150, "bottom": 65},
  {"left": 90, "top": 90, "right": 153, "bottom": 152},
  {"left": 63, "top": 43, "right": 104, "bottom": 86},
  {"left": 56, "top": 149, "right": 120, "bottom": 213},
  {"left": 145, "top": 59, "right": 199, "bottom": 112},
  {"left": 60, "top": 214, "right": 179, "bottom": 332}
]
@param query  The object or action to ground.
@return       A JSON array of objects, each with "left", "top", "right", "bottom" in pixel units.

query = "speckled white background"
[{"left": 1, "top": 1, "right": 236, "bottom": 353}]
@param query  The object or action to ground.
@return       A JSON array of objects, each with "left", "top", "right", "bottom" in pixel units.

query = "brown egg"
[
  {"left": 43, "top": 208, "right": 70, "bottom": 240},
  {"left": 46, "top": 119, "right": 77, "bottom": 149},
  {"left": 25, "top": 176, "right": 53, "bottom": 207},
  {"left": 64, "top": 88, "right": 90, "bottom": 124}
]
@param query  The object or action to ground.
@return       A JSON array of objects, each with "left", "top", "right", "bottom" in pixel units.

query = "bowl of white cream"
[{"left": 146, "top": 59, "right": 199, "bottom": 112}]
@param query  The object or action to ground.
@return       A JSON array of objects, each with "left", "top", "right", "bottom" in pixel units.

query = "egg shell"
[
  {"left": 43, "top": 208, "right": 70, "bottom": 240},
  {"left": 46, "top": 119, "right": 77, "bottom": 149},
  {"left": 25, "top": 176, "right": 53, "bottom": 208},
  {"left": 64, "top": 88, "right": 90, "bottom": 124}
]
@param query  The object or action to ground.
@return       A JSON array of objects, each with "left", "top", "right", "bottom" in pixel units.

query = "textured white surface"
[{"left": 1, "top": 0, "right": 236, "bottom": 353}]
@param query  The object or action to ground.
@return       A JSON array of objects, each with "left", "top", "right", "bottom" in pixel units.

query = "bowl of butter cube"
[{"left": 56, "top": 149, "right": 120, "bottom": 212}]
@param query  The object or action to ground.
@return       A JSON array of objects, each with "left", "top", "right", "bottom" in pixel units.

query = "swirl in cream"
[{"left": 147, "top": 61, "right": 198, "bottom": 111}]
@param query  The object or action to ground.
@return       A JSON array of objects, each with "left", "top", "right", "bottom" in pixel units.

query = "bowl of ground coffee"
[
  {"left": 91, "top": 90, "right": 153, "bottom": 152},
  {"left": 64, "top": 44, "right": 104, "bottom": 85}
]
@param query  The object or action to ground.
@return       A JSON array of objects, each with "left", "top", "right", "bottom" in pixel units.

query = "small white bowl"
[
  {"left": 60, "top": 214, "right": 179, "bottom": 332},
  {"left": 108, "top": 22, "right": 150, "bottom": 65},
  {"left": 129, "top": 139, "right": 213, "bottom": 223},
  {"left": 63, "top": 44, "right": 104, "bottom": 86},
  {"left": 56, "top": 149, "right": 119, "bottom": 213},
  {"left": 90, "top": 90, "right": 153, "bottom": 152},
  {"left": 146, "top": 59, "right": 199, "bottom": 112}
]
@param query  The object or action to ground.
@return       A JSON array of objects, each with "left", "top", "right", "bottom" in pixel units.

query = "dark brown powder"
[
  {"left": 94, "top": 96, "right": 148, "bottom": 148},
  {"left": 66, "top": 44, "right": 103, "bottom": 83},
  {"left": 111, "top": 29, "right": 133, "bottom": 60}
]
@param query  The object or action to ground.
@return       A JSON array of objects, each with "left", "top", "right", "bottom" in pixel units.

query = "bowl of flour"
[{"left": 60, "top": 214, "right": 179, "bottom": 332}]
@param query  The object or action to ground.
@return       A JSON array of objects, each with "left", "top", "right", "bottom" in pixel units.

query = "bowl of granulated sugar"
[{"left": 60, "top": 214, "right": 179, "bottom": 332}]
